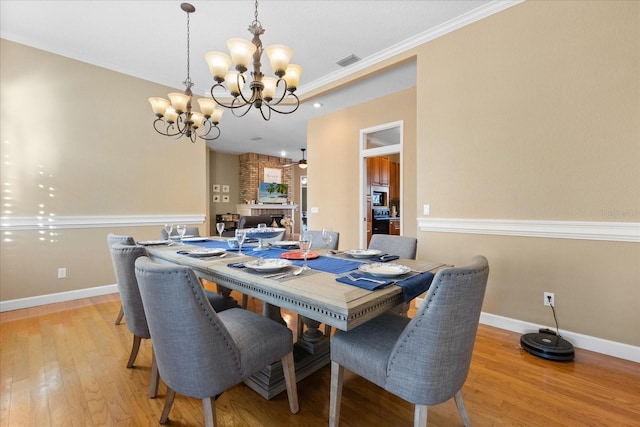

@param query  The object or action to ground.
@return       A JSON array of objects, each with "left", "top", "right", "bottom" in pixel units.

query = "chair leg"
[
  {"left": 454, "top": 390, "right": 472, "bottom": 427},
  {"left": 241, "top": 294, "right": 248, "bottom": 309},
  {"left": 114, "top": 305, "right": 124, "bottom": 325},
  {"left": 414, "top": 404, "right": 428, "bottom": 427},
  {"left": 149, "top": 348, "right": 160, "bottom": 398},
  {"left": 281, "top": 352, "right": 299, "bottom": 414},
  {"left": 329, "top": 361, "right": 344, "bottom": 427},
  {"left": 324, "top": 324, "right": 332, "bottom": 336},
  {"left": 160, "top": 387, "right": 176, "bottom": 424},
  {"left": 126, "top": 335, "right": 142, "bottom": 368},
  {"left": 202, "top": 397, "right": 217, "bottom": 427}
]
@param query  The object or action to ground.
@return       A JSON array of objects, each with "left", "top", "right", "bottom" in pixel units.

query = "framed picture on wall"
[
  {"left": 222, "top": 195, "right": 230, "bottom": 202},
  {"left": 263, "top": 167, "right": 281, "bottom": 183},
  {"left": 222, "top": 185, "right": 230, "bottom": 193},
  {"left": 213, "top": 184, "right": 220, "bottom": 192},
  {"left": 213, "top": 195, "right": 220, "bottom": 202}
]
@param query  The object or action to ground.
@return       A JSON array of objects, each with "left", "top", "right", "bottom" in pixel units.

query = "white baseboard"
[
  {"left": 415, "top": 298, "right": 639, "bottom": 363},
  {"left": 0, "top": 284, "right": 118, "bottom": 312}
]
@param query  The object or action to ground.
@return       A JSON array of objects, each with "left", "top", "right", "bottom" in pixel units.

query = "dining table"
[{"left": 142, "top": 236, "right": 447, "bottom": 399}]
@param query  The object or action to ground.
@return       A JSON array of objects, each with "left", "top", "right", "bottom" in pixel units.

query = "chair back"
[
  {"left": 134, "top": 257, "right": 243, "bottom": 398},
  {"left": 110, "top": 243, "right": 150, "bottom": 339},
  {"left": 385, "top": 256, "right": 489, "bottom": 405},
  {"left": 107, "top": 232, "right": 135, "bottom": 248},
  {"left": 237, "top": 215, "right": 272, "bottom": 230},
  {"left": 160, "top": 226, "right": 200, "bottom": 239},
  {"left": 368, "top": 234, "right": 417, "bottom": 260},
  {"left": 305, "top": 230, "right": 340, "bottom": 250}
]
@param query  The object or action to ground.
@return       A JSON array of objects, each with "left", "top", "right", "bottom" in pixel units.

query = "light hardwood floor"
[{"left": 1, "top": 291, "right": 638, "bottom": 426}]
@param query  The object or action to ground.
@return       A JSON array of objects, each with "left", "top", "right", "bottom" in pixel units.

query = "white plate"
[
  {"left": 169, "top": 235, "right": 194, "bottom": 239},
  {"left": 345, "top": 249, "right": 382, "bottom": 258},
  {"left": 138, "top": 240, "right": 169, "bottom": 246},
  {"left": 358, "top": 262, "right": 411, "bottom": 277},
  {"left": 271, "top": 241, "right": 300, "bottom": 247},
  {"left": 244, "top": 258, "right": 292, "bottom": 272},
  {"left": 181, "top": 237, "right": 210, "bottom": 242},
  {"left": 185, "top": 248, "right": 226, "bottom": 257}
]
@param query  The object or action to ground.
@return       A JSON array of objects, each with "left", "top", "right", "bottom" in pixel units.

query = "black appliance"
[
  {"left": 372, "top": 208, "right": 391, "bottom": 234},
  {"left": 372, "top": 187, "right": 388, "bottom": 207}
]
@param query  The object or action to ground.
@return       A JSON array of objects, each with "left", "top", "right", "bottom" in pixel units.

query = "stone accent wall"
[{"left": 239, "top": 153, "right": 295, "bottom": 204}]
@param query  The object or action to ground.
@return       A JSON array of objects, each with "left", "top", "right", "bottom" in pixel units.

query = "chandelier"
[
  {"left": 204, "top": 0, "right": 302, "bottom": 121},
  {"left": 148, "top": 3, "right": 223, "bottom": 142}
]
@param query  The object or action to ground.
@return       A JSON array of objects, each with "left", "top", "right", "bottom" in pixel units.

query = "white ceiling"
[{"left": 0, "top": 0, "right": 516, "bottom": 160}]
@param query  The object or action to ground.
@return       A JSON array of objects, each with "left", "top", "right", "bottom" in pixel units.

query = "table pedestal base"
[{"left": 243, "top": 309, "right": 331, "bottom": 399}]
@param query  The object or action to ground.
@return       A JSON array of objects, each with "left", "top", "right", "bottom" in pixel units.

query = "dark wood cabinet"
[
  {"left": 367, "top": 156, "right": 390, "bottom": 187},
  {"left": 389, "top": 161, "right": 399, "bottom": 200},
  {"left": 389, "top": 219, "right": 400, "bottom": 236}
]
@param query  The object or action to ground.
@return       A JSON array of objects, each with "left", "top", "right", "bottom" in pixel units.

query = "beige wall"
[
  {"left": 307, "top": 87, "right": 417, "bottom": 250},
  {"left": 208, "top": 150, "right": 240, "bottom": 231},
  {"left": 308, "top": 1, "right": 639, "bottom": 346},
  {"left": 1, "top": 39, "right": 207, "bottom": 300}
]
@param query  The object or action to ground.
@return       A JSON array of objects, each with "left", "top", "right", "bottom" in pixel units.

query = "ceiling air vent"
[{"left": 336, "top": 54, "right": 361, "bottom": 67}]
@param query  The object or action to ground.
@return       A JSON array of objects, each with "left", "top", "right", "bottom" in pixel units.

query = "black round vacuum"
[{"left": 520, "top": 331, "right": 575, "bottom": 362}]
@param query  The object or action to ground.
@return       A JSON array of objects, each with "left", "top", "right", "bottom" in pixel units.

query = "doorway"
[{"left": 359, "top": 121, "right": 403, "bottom": 247}]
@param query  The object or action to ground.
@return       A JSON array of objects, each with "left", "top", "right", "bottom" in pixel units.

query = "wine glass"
[
  {"left": 176, "top": 224, "right": 186, "bottom": 242},
  {"left": 216, "top": 222, "right": 225, "bottom": 238},
  {"left": 299, "top": 234, "right": 312, "bottom": 270},
  {"left": 235, "top": 229, "right": 247, "bottom": 255},
  {"left": 321, "top": 227, "right": 333, "bottom": 250},
  {"left": 164, "top": 223, "right": 173, "bottom": 241},
  {"left": 256, "top": 223, "right": 267, "bottom": 250}
]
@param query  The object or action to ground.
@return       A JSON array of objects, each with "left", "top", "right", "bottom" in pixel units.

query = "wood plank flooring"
[{"left": 1, "top": 291, "right": 638, "bottom": 426}]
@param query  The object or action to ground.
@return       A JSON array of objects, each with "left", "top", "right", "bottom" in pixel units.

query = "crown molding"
[{"left": 298, "top": 0, "right": 524, "bottom": 95}]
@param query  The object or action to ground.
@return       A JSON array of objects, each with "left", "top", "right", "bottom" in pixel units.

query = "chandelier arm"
[
  {"left": 258, "top": 104, "right": 272, "bottom": 121},
  {"left": 210, "top": 82, "right": 256, "bottom": 111},
  {"left": 196, "top": 123, "right": 222, "bottom": 141},
  {"left": 230, "top": 99, "right": 255, "bottom": 118},
  {"left": 263, "top": 93, "right": 301, "bottom": 115},
  {"left": 153, "top": 118, "right": 184, "bottom": 137}
]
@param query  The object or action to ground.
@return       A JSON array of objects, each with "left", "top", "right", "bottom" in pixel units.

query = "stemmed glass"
[
  {"left": 164, "top": 223, "right": 173, "bottom": 241},
  {"left": 176, "top": 224, "right": 187, "bottom": 243},
  {"left": 322, "top": 227, "right": 333, "bottom": 250},
  {"left": 235, "top": 229, "right": 247, "bottom": 255},
  {"left": 255, "top": 223, "right": 267, "bottom": 250},
  {"left": 299, "top": 234, "right": 312, "bottom": 270},
  {"left": 216, "top": 222, "right": 225, "bottom": 238}
]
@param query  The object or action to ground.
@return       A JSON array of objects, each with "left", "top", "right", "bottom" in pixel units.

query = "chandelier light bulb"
[
  {"left": 226, "top": 38, "right": 256, "bottom": 72},
  {"left": 262, "top": 77, "right": 277, "bottom": 101},
  {"left": 283, "top": 64, "right": 302, "bottom": 91},
  {"left": 225, "top": 71, "right": 244, "bottom": 97},
  {"left": 168, "top": 92, "right": 190, "bottom": 114},
  {"left": 209, "top": 107, "right": 224, "bottom": 125},
  {"left": 197, "top": 98, "right": 217, "bottom": 118},
  {"left": 265, "top": 44, "right": 293, "bottom": 76},
  {"left": 204, "top": 51, "right": 232, "bottom": 82},
  {"left": 148, "top": 97, "right": 170, "bottom": 117},
  {"left": 191, "top": 112, "right": 205, "bottom": 129},
  {"left": 164, "top": 107, "right": 179, "bottom": 124}
]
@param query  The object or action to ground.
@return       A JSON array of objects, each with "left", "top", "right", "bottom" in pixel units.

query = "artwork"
[
  {"left": 222, "top": 195, "right": 230, "bottom": 202},
  {"left": 263, "top": 167, "right": 281, "bottom": 184},
  {"left": 213, "top": 195, "right": 220, "bottom": 202},
  {"left": 222, "top": 185, "right": 230, "bottom": 193},
  {"left": 258, "top": 181, "right": 288, "bottom": 204},
  {"left": 212, "top": 184, "right": 220, "bottom": 192}
]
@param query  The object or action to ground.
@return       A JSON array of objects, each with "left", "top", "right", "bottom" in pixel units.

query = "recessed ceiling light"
[
  {"left": 250, "top": 136, "right": 262, "bottom": 141},
  {"left": 313, "top": 102, "right": 323, "bottom": 108}
]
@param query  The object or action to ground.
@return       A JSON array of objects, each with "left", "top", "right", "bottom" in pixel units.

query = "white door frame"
[{"left": 359, "top": 121, "right": 404, "bottom": 248}]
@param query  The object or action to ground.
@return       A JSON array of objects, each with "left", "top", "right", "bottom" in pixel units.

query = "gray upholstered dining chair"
[
  {"left": 368, "top": 234, "right": 417, "bottom": 260},
  {"left": 305, "top": 229, "right": 340, "bottom": 250},
  {"left": 160, "top": 226, "right": 200, "bottom": 239},
  {"left": 110, "top": 242, "right": 160, "bottom": 398},
  {"left": 107, "top": 232, "right": 135, "bottom": 325},
  {"left": 329, "top": 256, "right": 489, "bottom": 427},
  {"left": 134, "top": 256, "right": 299, "bottom": 427}
]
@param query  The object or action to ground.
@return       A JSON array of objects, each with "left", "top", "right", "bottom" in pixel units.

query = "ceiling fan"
[{"left": 282, "top": 148, "right": 308, "bottom": 169}]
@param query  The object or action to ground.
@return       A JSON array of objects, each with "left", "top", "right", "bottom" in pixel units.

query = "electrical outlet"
[
  {"left": 58, "top": 267, "right": 67, "bottom": 279},
  {"left": 544, "top": 292, "right": 554, "bottom": 307}
]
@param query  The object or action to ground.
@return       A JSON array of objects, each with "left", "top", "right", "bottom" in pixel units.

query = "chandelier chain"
[{"left": 184, "top": 8, "right": 192, "bottom": 89}]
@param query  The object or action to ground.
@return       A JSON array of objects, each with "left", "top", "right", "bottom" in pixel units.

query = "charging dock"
[{"left": 520, "top": 332, "right": 575, "bottom": 361}]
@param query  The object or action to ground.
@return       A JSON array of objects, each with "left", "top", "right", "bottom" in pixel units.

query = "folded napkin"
[
  {"left": 370, "top": 254, "right": 400, "bottom": 262},
  {"left": 227, "top": 262, "right": 246, "bottom": 268},
  {"left": 335, "top": 273, "right": 394, "bottom": 290},
  {"left": 397, "top": 271, "right": 435, "bottom": 302},
  {"left": 336, "top": 270, "right": 435, "bottom": 302}
]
